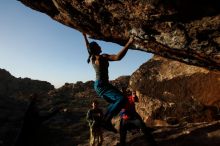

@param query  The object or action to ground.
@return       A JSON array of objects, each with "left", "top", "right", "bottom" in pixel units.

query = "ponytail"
[
  {"left": 87, "top": 46, "right": 92, "bottom": 63},
  {"left": 87, "top": 54, "right": 92, "bottom": 63}
]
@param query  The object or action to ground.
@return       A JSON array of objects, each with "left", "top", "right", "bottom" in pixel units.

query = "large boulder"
[
  {"left": 19, "top": 0, "right": 220, "bottom": 70},
  {"left": 129, "top": 56, "right": 220, "bottom": 125}
]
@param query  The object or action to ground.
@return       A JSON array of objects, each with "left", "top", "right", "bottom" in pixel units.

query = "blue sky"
[{"left": 0, "top": 1, "right": 152, "bottom": 88}]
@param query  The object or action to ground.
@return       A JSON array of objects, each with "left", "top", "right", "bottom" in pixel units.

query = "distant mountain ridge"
[{"left": 0, "top": 68, "right": 54, "bottom": 98}]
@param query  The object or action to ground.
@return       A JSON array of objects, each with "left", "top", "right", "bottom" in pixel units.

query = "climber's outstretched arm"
[
  {"left": 82, "top": 33, "right": 90, "bottom": 49},
  {"left": 105, "top": 37, "right": 134, "bottom": 61}
]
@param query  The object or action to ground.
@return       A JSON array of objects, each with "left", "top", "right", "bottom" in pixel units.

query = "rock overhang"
[{"left": 18, "top": 0, "right": 220, "bottom": 70}]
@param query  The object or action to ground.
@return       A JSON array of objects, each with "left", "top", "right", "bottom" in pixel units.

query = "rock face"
[
  {"left": 129, "top": 56, "right": 220, "bottom": 125},
  {"left": 19, "top": 0, "right": 220, "bottom": 70}
]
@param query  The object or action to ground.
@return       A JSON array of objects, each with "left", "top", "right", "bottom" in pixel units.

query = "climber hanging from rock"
[{"left": 82, "top": 33, "right": 134, "bottom": 133}]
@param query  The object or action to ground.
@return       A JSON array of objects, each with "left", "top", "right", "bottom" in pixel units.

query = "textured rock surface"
[
  {"left": 19, "top": 0, "right": 220, "bottom": 70},
  {"left": 129, "top": 56, "right": 220, "bottom": 125}
]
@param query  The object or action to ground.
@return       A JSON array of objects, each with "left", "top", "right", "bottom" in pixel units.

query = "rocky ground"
[
  {"left": 12, "top": 95, "right": 220, "bottom": 146},
  {"left": 2, "top": 86, "right": 219, "bottom": 146}
]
